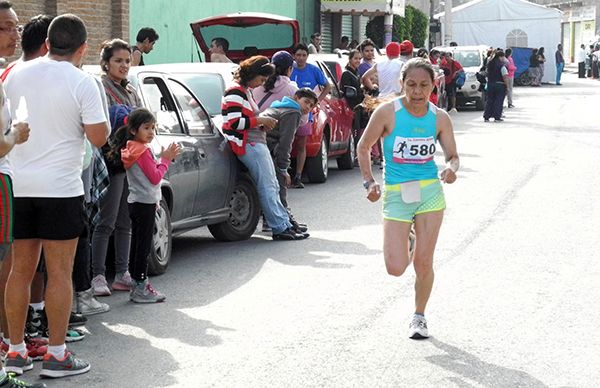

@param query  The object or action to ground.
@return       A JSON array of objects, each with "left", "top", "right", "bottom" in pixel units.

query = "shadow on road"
[{"left": 426, "top": 337, "right": 548, "bottom": 388}]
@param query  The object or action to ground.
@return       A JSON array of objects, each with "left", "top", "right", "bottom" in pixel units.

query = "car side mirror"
[{"left": 344, "top": 86, "right": 357, "bottom": 98}]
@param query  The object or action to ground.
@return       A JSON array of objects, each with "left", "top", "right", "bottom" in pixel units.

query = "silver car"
[{"left": 88, "top": 64, "right": 260, "bottom": 275}]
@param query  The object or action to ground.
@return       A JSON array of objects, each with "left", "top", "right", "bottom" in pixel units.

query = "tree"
[{"left": 366, "top": 5, "right": 429, "bottom": 48}]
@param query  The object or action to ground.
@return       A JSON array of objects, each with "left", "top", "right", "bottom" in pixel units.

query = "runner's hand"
[
  {"left": 440, "top": 168, "right": 457, "bottom": 184},
  {"left": 366, "top": 182, "right": 381, "bottom": 202}
]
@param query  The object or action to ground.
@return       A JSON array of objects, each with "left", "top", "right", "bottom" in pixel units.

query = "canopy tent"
[{"left": 436, "top": 0, "right": 562, "bottom": 84}]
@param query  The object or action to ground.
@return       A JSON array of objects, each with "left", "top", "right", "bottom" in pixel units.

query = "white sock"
[
  {"left": 8, "top": 341, "right": 26, "bottom": 356},
  {"left": 30, "top": 302, "right": 45, "bottom": 311},
  {"left": 2, "top": 336, "right": 9, "bottom": 345},
  {"left": 47, "top": 344, "right": 66, "bottom": 359},
  {"left": 0, "top": 368, "right": 6, "bottom": 382}
]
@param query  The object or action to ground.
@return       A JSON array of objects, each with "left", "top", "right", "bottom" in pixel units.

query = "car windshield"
[
  {"left": 196, "top": 23, "right": 295, "bottom": 51},
  {"left": 175, "top": 73, "right": 224, "bottom": 116},
  {"left": 453, "top": 50, "right": 482, "bottom": 67}
]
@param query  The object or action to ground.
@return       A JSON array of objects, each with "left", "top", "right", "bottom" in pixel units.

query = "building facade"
[
  {"left": 8, "top": 0, "right": 129, "bottom": 65},
  {"left": 129, "top": 0, "right": 319, "bottom": 64},
  {"left": 530, "top": 0, "right": 600, "bottom": 62}
]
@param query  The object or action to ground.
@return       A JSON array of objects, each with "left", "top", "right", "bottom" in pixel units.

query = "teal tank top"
[{"left": 382, "top": 98, "right": 439, "bottom": 184}]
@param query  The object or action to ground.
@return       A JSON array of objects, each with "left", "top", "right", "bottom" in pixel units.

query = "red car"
[{"left": 191, "top": 12, "right": 355, "bottom": 183}]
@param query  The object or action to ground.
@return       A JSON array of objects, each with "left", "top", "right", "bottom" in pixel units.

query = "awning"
[{"left": 321, "top": 0, "right": 405, "bottom": 16}]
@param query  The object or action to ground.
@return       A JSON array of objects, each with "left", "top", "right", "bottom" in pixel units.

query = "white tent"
[{"left": 436, "top": 0, "right": 562, "bottom": 83}]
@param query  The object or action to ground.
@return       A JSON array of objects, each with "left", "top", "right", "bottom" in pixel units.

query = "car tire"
[
  {"left": 336, "top": 132, "right": 355, "bottom": 170},
  {"left": 208, "top": 176, "right": 260, "bottom": 242},
  {"left": 475, "top": 92, "right": 486, "bottom": 111},
  {"left": 306, "top": 136, "right": 328, "bottom": 183},
  {"left": 148, "top": 198, "right": 172, "bottom": 276}
]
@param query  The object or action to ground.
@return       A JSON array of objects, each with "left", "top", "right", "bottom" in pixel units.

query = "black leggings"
[{"left": 128, "top": 203, "right": 155, "bottom": 282}]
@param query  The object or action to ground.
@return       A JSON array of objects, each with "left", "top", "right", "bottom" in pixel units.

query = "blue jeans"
[
  {"left": 238, "top": 143, "right": 291, "bottom": 234},
  {"left": 556, "top": 62, "right": 564, "bottom": 84}
]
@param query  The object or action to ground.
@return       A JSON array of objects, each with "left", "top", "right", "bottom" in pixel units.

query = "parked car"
[
  {"left": 85, "top": 64, "right": 260, "bottom": 275},
  {"left": 190, "top": 12, "right": 300, "bottom": 62},
  {"left": 291, "top": 58, "right": 355, "bottom": 183},
  {"left": 434, "top": 45, "right": 488, "bottom": 110},
  {"left": 191, "top": 13, "right": 355, "bottom": 184}
]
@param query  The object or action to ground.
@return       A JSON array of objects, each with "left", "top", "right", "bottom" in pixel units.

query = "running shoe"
[
  {"left": 25, "top": 336, "right": 47, "bottom": 361},
  {"left": 112, "top": 271, "right": 135, "bottom": 291},
  {"left": 25, "top": 307, "right": 42, "bottom": 337},
  {"left": 0, "top": 373, "right": 46, "bottom": 387},
  {"left": 91, "top": 274, "right": 111, "bottom": 296},
  {"left": 39, "top": 350, "right": 90, "bottom": 378},
  {"left": 291, "top": 175, "right": 304, "bottom": 189},
  {"left": 5, "top": 352, "right": 33, "bottom": 375},
  {"left": 38, "top": 327, "right": 85, "bottom": 343},
  {"left": 408, "top": 315, "right": 429, "bottom": 339},
  {"left": 68, "top": 312, "right": 87, "bottom": 327},
  {"left": 130, "top": 280, "right": 166, "bottom": 304},
  {"left": 0, "top": 341, "right": 7, "bottom": 359}
]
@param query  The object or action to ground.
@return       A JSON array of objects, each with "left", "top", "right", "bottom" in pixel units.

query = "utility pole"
[{"left": 444, "top": 0, "right": 453, "bottom": 45}]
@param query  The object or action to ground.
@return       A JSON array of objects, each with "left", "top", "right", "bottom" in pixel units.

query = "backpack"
[
  {"left": 455, "top": 71, "right": 466, "bottom": 88},
  {"left": 108, "top": 104, "right": 135, "bottom": 136},
  {"left": 104, "top": 104, "right": 136, "bottom": 174}
]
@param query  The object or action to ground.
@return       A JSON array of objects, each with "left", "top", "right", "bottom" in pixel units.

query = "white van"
[{"left": 433, "top": 45, "right": 488, "bottom": 110}]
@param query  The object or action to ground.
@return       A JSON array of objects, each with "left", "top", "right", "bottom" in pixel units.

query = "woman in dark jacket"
[
  {"left": 529, "top": 48, "right": 541, "bottom": 86},
  {"left": 339, "top": 49, "right": 364, "bottom": 110},
  {"left": 483, "top": 50, "right": 509, "bottom": 122},
  {"left": 339, "top": 49, "right": 365, "bottom": 154}
]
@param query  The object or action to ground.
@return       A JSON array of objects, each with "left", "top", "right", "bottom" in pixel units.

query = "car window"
[
  {"left": 318, "top": 62, "right": 340, "bottom": 98},
  {"left": 168, "top": 79, "right": 213, "bottom": 136},
  {"left": 140, "top": 76, "right": 183, "bottom": 135},
  {"left": 453, "top": 50, "right": 482, "bottom": 67},
  {"left": 175, "top": 73, "right": 224, "bottom": 117},
  {"left": 196, "top": 23, "right": 295, "bottom": 51}
]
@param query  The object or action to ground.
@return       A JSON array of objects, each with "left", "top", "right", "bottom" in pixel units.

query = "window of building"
[{"left": 507, "top": 29, "right": 528, "bottom": 48}]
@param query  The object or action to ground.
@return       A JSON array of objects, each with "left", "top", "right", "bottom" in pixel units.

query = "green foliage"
[{"left": 366, "top": 5, "right": 429, "bottom": 48}]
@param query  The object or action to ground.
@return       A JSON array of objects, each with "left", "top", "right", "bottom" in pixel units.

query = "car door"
[
  {"left": 317, "top": 61, "right": 352, "bottom": 153},
  {"left": 137, "top": 73, "right": 200, "bottom": 222},
  {"left": 166, "top": 77, "right": 233, "bottom": 216}
]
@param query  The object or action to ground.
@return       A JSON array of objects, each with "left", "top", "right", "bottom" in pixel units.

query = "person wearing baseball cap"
[
  {"left": 253, "top": 51, "right": 298, "bottom": 113},
  {"left": 362, "top": 41, "right": 404, "bottom": 97}
]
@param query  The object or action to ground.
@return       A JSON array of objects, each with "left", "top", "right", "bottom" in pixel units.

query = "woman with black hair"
[
  {"left": 221, "top": 56, "right": 308, "bottom": 241},
  {"left": 483, "top": 50, "right": 509, "bottom": 122}
]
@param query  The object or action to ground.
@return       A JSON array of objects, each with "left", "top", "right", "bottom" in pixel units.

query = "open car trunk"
[{"left": 190, "top": 12, "right": 300, "bottom": 63}]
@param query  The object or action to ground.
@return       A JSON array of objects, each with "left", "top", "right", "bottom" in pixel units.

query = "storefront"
[
  {"left": 319, "top": 0, "right": 405, "bottom": 52},
  {"left": 560, "top": 5, "right": 596, "bottom": 62}
]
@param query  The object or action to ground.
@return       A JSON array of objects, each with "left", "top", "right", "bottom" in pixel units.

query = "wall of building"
[
  {"left": 7, "top": 0, "right": 129, "bottom": 65},
  {"left": 129, "top": 0, "right": 316, "bottom": 64}
]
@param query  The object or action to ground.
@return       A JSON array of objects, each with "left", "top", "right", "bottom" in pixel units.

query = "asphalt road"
[{"left": 28, "top": 71, "right": 600, "bottom": 387}]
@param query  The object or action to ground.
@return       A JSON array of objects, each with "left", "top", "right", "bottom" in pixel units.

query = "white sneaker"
[
  {"left": 76, "top": 288, "right": 110, "bottom": 316},
  {"left": 408, "top": 314, "right": 429, "bottom": 339},
  {"left": 112, "top": 271, "right": 135, "bottom": 291},
  {"left": 449, "top": 108, "right": 458, "bottom": 114},
  {"left": 91, "top": 274, "right": 111, "bottom": 296}
]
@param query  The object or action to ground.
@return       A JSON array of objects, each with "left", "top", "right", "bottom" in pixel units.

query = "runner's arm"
[{"left": 436, "top": 109, "right": 459, "bottom": 184}]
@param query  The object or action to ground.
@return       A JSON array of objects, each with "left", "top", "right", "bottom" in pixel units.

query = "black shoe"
[
  {"left": 291, "top": 220, "right": 308, "bottom": 233},
  {"left": 508, "top": 104, "right": 515, "bottom": 108},
  {"left": 494, "top": 118, "right": 504, "bottom": 122},
  {"left": 272, "top": 228, "right": 308, "bottom": 241},
  {"left": 69, "top": 312, "right": 87, "bottom": 327},
  {"left": 0, "top": 373, "right": 46, "bottom": 387},
  {"left": 484, "top": 118, "right": 490, "bottom": 122},
  {"left": 291, "top": 175, "right": 304, "bottom": 189},
  {"left": 25, "top": 306, "right": 42, "bottom": 337}
]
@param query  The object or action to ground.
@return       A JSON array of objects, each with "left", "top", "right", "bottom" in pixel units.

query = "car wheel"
[
  {"left": 336, "top": 132, "right": 355, "bottom": 170},
  {"left": 306, "top": 136, "right": 328, "bottom": 183},
  {"left": 208, "top": 176, "right": 259, "bottom": 241},
  {"left": 475, "top": 92, "right": 486, "bottom": 111},
  {"left": 148, "top": 198, "right": 172, "bottom": 276}
]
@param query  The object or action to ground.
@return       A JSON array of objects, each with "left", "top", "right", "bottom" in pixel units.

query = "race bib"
[{"left": 392, "top": 136, "right": 436, "bottom": 164}]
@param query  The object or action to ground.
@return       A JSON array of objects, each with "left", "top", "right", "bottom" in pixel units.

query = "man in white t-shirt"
[
  {"left": 576, "top": 44, "right": 587, "bottom": 78},
  {"left": 0, "top": 2, "right": 34, "bottom": 387},
  {"left": 4, "top": 13, "right": 109, "bottom": 380},
  {"left": 362, "top": 41, "right": 404, "bottom": 97}
]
